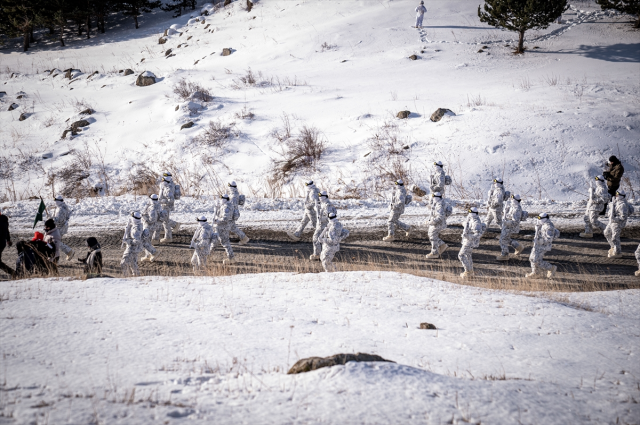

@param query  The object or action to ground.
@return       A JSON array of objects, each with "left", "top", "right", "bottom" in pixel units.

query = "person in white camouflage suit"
[
  {"left": 140, "top": 194, "right": 161, "bottom": 262},
  {"left": 485, "top": 178, "right": 506, "bottom": 229},
  {"left": 213, "top": 194, "right": 235, "bottom": 265},
  {"left": 458, "top": 207, "right": 485, "bottom": 279},
  {"left": 496, "top": 194, "right": 525, "bottom": 260},
  {"left": 319, "top": 212, "right": 350, "bottom": 272},
  {"left": 429, "top": 161, "right": 446, "bottom": 196},
  {"left": 288, "top": 180, "right": 320, "bottom": 242},
  {"left": 425, "top": 192, "right": 448, "bottom": 259},
  {"left": 159, "top": 172, "right": 181, "bottom": 243},
  {"left": 49, "top": 195, "right": 75, "bottom": 260},
  {"left": 604, "top": 190, "right": 633, "bottom": 259},
  {"left": 121, "top": 211, "right": 143, "bottom": 277},
  {"left": 190, "top": 216, "right": 216, "bottom": 273},
  {"left": 526, "top": 213, "right": 560, "bottom": 279},
  {"left": 228, "top": 181, "right": 250, "bottom": 245},
  {"left": 311, "top": 191, "right": 337, "bottom": 261},
  {"left": 383, "top": 179, "right": 411, "bottom": 242},
  {"left": 579, "top": 175, "right": 609, "bottom": 238},
  {"left": 635, "top": 244, "right": 640, "bottom": 277}
]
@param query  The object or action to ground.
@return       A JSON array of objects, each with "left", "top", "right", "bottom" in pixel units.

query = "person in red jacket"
[{"left": 0, "top": 210, "right": 15, "bottom": 278}]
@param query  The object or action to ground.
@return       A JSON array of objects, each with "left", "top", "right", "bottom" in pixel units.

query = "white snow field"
[
  {"left": 0, "top": 0, "right": 639, "bottom": 205},
  {"left": 1, "top": 272, "right": 639, "bottom": 424}
]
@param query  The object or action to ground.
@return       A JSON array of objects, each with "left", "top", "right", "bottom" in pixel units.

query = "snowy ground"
[
  {"left": 1, "top": 272, "right": 639, "bottom": 424},
  {"left": 1, "top": 0, "right": 639, "bottom": 203}
]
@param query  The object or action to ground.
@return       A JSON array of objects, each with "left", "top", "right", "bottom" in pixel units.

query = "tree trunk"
[
  {"left": 134, "top": 15, "right": 139, "bottom": 29},
  {"left": 517, "top": 29, "right": 525, "bottom": 54},
  {"left": 23, "top": 31, "right": 29, "bottom": 52},
  {"left": 60, "top": 24, "right": 65, "bottom": 46},
  {"left": 86, "top": 15, "right": 91, "bottom": 39},
  {"left": 635, "top": 14, "right": 640, "bottom": 28},
  {"left": 30, "top": 27, "right": 35, "bottom": 43}
]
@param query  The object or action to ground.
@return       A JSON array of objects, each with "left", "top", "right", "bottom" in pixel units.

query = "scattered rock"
[
  {"left": 202, "top": 10, "right": 209, "bottom": 16},
  {"left": 402, "top": 145, "right": 410, "bottom": 150},
  {"left": 19, "top": 113, "right": 27, "bottom": 121},
  {"left": 411, "top": 185, "right": 427, "bottom": 197},
  {"left": 187, "top": 35, "right": 192, "bottom": 40},
  {"left": 419, "top": 322, "right": 437, "bottom": 330},
  {"left": 204, "top": 24, "right": 210, "bottom": 29},
  {"left": 16, "top": 94, "right": 24, "bottom": 99},
  {"left": 222, "top": 48, "right": 232, "bottom": 56},
  {"left": 175, "top": 105, "right": 179, "bottom": 111},
  {"left": 477, "top": 49, "right": 484, "bottom": 53},
  {"left": 165, "top": 49, "right": 173, "bottom": 57},
  {"left": 79, "top": 108, "right": 93, "bottom": 115},
  {"left": 430, "top": 108, "right": 455, "bottom": 122},
  {"left": 287, "top": 353, "right": 394, "bottom": 374},
  {"left": 180, "top": 121, "right": 194, "bottom": 130},
  {"left": 247, "top": 0, "right": 253, "bottom": 12},
  {"left": 61, "top": 129, "right": 76, "bottom": 139},
  {"left": 396, "top": 110, "right": 410, "bottom": 119},
  {"left": 140, "top": 58, "right": 145, "bottom": 62},
  {"left": 482, "top": 45, "right": 488, "bottom": 49},
  {"left": 64, "top": 69, "right": 81, "bottom": 79},
  {"left": 136, "top": 71, "right": 157, "bottom": 87},
  {"left": 224, "top": 0, "right": 231, "bottom": 5},
  {"left": 118, "top": 70, "right": 123, "bottom": 73},
  {"left": 41, "top": 152, "right": 53, "bottom": 159},
  {"left": 71, "top": 119, "right": 90, "bottom": 131},
  {"left": 8, "top": 103, "right": 18, "bottom": 111},
  {"left": 194, "top": 60, "right": 199, "bottom": 65},
  {"left": 163, "top": 29, "right": 168, "bottom": 36},
  {"left": 409, "top": 54, "right": 418, "bottom": 60},
  {"left": 0, "top": 91, "right": 5, "bottom": 97},
  {"left": 341, "top": 59, "right": 347, "bottom": 63},
  {"left": 87, "top": 71, "right": 99, "bottom": 79},
  {"left": 123, "top": 69, "right": 134, "bottom": 76},
  {"left": 420, "top": 50, "right": 424, "bottom": 53},
  {"left": 159, "top": 37, "right": 167, "bottom": 44},
  {"left": 533, "top": 46, "right": 540, "bottom": 49}
]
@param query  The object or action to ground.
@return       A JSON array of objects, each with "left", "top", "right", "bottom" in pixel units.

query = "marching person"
[
  {"left": 415, "top": 1, "right": 427, "bottom": 28},
  {"left": 497, "top": 194, "right": 526, "bottom": 260},
  {"left": 43, "top": 218, "right": 62, "bottom": 263},
  {"left": 527, "top": 213, "right": 560, "bottom": 279},
  {"left": 121, "top": 212, "right": 143, "bottom": 277},
  {"left": 141, "top": 194, "right": 161, "bottom": 262},
  {"left": 485, "top": 178, "right": 506, "bottom": 229},
  {"left": 635, "top": 244, "right": 640, "bottom": 277},
  {"left": 430, "top": 161, "right": 446, "bottom": 196},
  {"left": 78, "top": 237, "right": 103, "bottom": 274},
  {"left": 0, "top": 209, "right": 14, "bottom": 278},
  {"left": 604, "top": 190, "right": 633, "bottom": 259},
  {"left": 458, "top": 207, "right": 485, "bottom": 279},
  {"left": 159, "top": 172, "right": 181, "bottom": 243},
  {"left": 29, "top": 232, "right": 57, "bottom": 275},
  {"left": 213, "top": 194, "right": 235, "bottom": 265},
  {"left": 49, "top": 195, "right": 75, "bottom": 260},
  {"left": 190, "top": 216, "right": 216, "bottom": 273},
  {"left": 580, "top": 175, "right": 609, "bottom": 238},
  {"left": 228, "top": 181, "right": 250, "bottom": 245},
  {"left": 383, "top": 179, "right": 411, "bottom": 242},
  {"left": 425, "top": 192, "right": 449, "bottom": 259},
  {"left": 288, "top": 180, "right": 320, "bottom": 242},
  {"left": 602, "top": 156, "right": 624, "bottom": 215},
  {"left": 319, "top": 212, "right": 349, "bottom": 272},
  {"left": 311, "top": 191, "right": 337, "bottom": 261}
]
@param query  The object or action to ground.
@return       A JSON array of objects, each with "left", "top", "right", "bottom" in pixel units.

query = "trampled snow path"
[{"left": 1, "top": 272, "right": 639, "bottom": 424}]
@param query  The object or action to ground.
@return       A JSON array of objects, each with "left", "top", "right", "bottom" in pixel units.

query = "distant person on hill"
[
  {"left": 415, "top": 1, "right": 427, "bottom": 28},
  {"left": 602, "top": 156, "right": 624, "bottom": 215},
  {"left": 0, "top": 209, "right": 15, "bottom": 278}
]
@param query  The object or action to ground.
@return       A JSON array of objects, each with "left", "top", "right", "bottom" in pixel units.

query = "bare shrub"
[
  {"left": 55, "top": 165, "right": 92, "bottom": 198},
  {"left": 194, "top": 120, "right": 237, "bottom": 148},
  {"left": 270, "top": 112, "right": 292, "bottom": 142},
  {"left": 234, "top": 105, "right": 255, "bottom": 120},
  {"left": 519, "top": 76, "right": 532, "bottom": 91},
  {"left": 544, "top": 74, "right": 559, "bottom": 86},
  {"left": 71, "top": 97, "right": 94, "bottom": 113},
  {"left": 320, "top": 42, "right": 336, "bottom": 51},
  {"left": 271, "top": 125, "right": 325, "bottom": 183},
  {"left": 172, "top": 78, "right": 213, "bottom": 101},
  {"left": 127, "top": 162, "right": 158, "bottom": 196},
  {"left": 466, "top": 94, "right": 487, "bottom": 107},
  {"left": 41, "top": 115, "right": 57, "bottom": 127}
]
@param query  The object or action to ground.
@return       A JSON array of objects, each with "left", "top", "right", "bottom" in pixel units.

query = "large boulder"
[
  {"left": 180, "top": 121, "right": 194, "bottom": 130},
  {"left": 71, "top": 119, "right": 90, "bottom": 131},
  {"left": 19, "top": 113, "right": 28, "bottom": 121},
  {"left": 396, "top": 110, "right": 410, "bottom": 119},
  {"left": 8, "top": 103, "right": 18, "bottom": 111},
  {"left": 222, "top": 48, "right": 232, "bottom": 56},
  {"left": 287, "top": 353, "right": 394, "bottom": 374},
  {"left": 64, "top": 68, "right": 82, "bottom": 79},
  {"left": 430, "top": 108, "right": 455, "bottom": 122},
  {"left": 123, "top": 69, "right": 134, "bottom": 76},
  {"left": 136, "top": 71, "right": 156, "bottom": 87},
  {"left": 159, "top": 37, "right": 167, "bottom": 44}
]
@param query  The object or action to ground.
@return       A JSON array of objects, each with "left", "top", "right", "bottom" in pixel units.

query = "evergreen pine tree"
[
  {"left": 161, "top": 0, "right": 190, "bottom": 18},
  {"left": 596, "top": 0, "right": 640, "bottom": 28},
  {"left": 478, "top": 0, "right": 568, "bottom": 54},
  {"left": 118, "top": 0, "right": 161, "bottom": 29}
]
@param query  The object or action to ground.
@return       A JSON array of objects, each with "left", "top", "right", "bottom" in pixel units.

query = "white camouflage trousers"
[
  {"left": 214, "top": 223, "right": 235, "bottom": 259},
  {"left": 321, "top": 244, "right": 339, "bottom": 272},
  {"left": 415, "top": 15, "right": 424, "bottom": 27},
  {"left": 428, "top": 224, "right": 445, "bottom": 255},
  {"left": 485, "top": 208, "right": 503, "bottom": 228},
  {"left": 313, "top": 223, "right": 328, "bottom": 256},
  {"left": 387, "top": 209, "right": 409, "bottom": 235},
  {"left": 458, "top": 244, "right": 474, "bottom": 272},
  {"left": 294, "top": 207, "right": 317, "bottom": 237},
  {"left": 635, "top": 244, "right": 640, "bottom": 269},
  {"left": 162, "top": 215, "right": 178, "bottom": 239},
  {"left": 584, "top": 209, "right": 605, "bottom": 234},
  {"left": 529, "top": 248, "right": 552, "bottom": 274},
  {"left": 604, "top": 223, "right": 624, "bottom": 255},
  {"left": 230, "top": 220, "right": 246, "bottom": 240},
  {"left": 191, "top": 248, "right": 210, "bottom": 273},
  {"left": 121, "top": 242, "right": 141, "bottom": 277},
  {"left": 499, "top": 220, "right": 521, "bottom": 255}
]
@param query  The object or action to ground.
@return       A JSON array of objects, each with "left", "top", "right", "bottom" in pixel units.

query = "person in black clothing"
[
  {"left": 78, "top": 237, "right": 103, "bottom": 274},
  {"left": 27, "top": 232, "right": 58, "bottom": 276},
  {"left": 601, "top": 156, "right": 625, "bottom": 215},
  {"left": 0, "top": 210, "right": 15, "bottom": 278},
  {"left": 14, "top": 241, "right": 36, "bottom": 278}
]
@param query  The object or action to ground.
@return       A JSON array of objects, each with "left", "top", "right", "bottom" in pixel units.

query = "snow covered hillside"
[
  {"left": 1, "top": 272, "right": 639, "bottom": 423},
  {"left": 1, "top": 0, "right": 638, "bottom": 204}
]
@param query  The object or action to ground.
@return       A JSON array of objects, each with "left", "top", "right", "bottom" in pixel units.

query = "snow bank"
[{"left": 1, "top": 272, "right": 638, "bottom": 423}]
